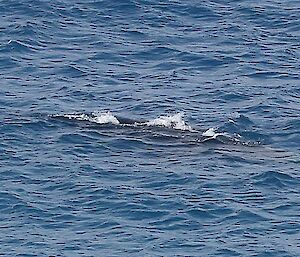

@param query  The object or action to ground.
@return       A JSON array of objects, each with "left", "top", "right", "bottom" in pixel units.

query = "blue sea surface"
[{"left": 0, "top": 0, "right": 299, "bottom": 256}]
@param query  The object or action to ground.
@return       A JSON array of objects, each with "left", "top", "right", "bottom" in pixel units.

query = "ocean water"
[{"left": 0, "top": 0, "right": 299, "bottom": 256}]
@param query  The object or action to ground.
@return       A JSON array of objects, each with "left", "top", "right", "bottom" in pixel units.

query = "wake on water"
[{"left": 50, "top": 112, "right": 260, "bottom": 146}]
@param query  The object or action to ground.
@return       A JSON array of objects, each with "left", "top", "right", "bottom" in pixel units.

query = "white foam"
[
  {"left": 90, "top": 111, "right": 120, "bottom": 125},
  {"left": 202, "top": 127, "right": 229, "bottom": 140},
  {"left": 146, "top": 113, "right": 193, "bottom": 131},
  {"left": 63, "top": 113, "right": 90, "bottom": 121},
  {"left": 202, "top": 127, "right": 217, "bottom": 137},
  {"left": 59, "top": 112, "right": 120, "bottom": 125}
]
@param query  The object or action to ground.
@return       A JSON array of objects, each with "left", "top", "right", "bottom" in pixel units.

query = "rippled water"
[{"left": 1, "top": 0, "right": 299, "bottom": 256}]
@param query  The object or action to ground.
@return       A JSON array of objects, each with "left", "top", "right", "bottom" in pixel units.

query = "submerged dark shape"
[
  {"left": 49, "top": 112, "right": 256, "bottom": 146},
  {"left": 115, "top": 116, "right": 144, "bottom": 125}
]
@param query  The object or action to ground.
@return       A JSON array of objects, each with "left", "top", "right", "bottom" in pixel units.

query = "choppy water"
[{"left": 1, "top": 0, "right": 299, "bottom": 256}]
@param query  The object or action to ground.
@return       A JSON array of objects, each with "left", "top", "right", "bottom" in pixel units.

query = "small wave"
[
  {"left": 219, "top": 112, "right": 268, "bottom": 145},
  {"left": 0, "top": 40, "right": 37, "bottom": 53},
  {"left": 252, "top": 171, "right": 299, "bottom": 189},
  {"left": 58, "top": 65, "right": 88, "bottom": 78}
]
